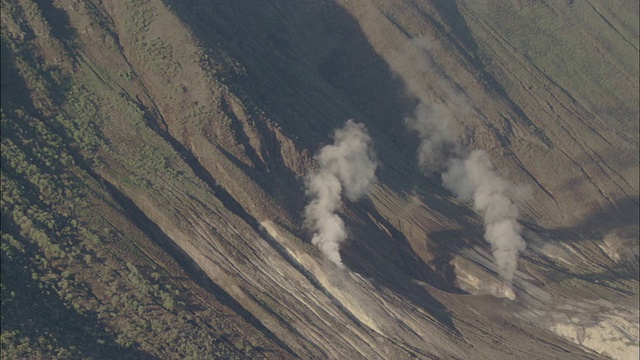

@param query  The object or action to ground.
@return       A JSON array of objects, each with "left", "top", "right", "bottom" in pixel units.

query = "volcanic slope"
[{"left": 1, "top": 0, "right": 637, "bottom": 359}]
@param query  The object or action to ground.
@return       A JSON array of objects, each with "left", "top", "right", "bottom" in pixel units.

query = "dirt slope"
[{"left": 1, "top": 0, "right": 638, "bottom": 359}]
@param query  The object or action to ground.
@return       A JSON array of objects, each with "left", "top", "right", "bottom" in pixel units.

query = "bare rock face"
[{"left": 1, "top": 0, "right": 637, "bottom": 359}]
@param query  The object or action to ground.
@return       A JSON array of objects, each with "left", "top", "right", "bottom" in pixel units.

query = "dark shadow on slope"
[
  {"left": 429, "top": 0, "right": 480, "bottom": 55},
  {"left": 131, "top": 95, "right": 334, "bottom": 357},
  {"left": 32, "top": 0, "right": 77, "bottom": 47},
  {"left": 1, "top": 33, "right": 73, "bottom": 113},
  {"left": 163, "top": 0, "right": 424, "bottom": 201},
  {"left": 357, "top": 197, "right": 471, "bottom": 294},
  {"left": 1, "top": 40, "right": 35, "bottom": 112},
  {"left": 405, "top": 182, "right": 499, "bottom": 281},
  {"left": 214, "top": 144, "right": 307, "bottom": 225},
  {"left": 340, "top": 199, "right": 464, "bottom": 335},
  {"left": 428, "top": 229, "right": 480, "bottom": 283}
]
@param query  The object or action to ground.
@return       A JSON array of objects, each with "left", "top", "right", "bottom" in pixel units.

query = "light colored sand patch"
[
  {"left": 539, "top": 298, "right": 640, "bottom": 360},
  {"left": 260, "top": 221, "right": 382, "bottom": 333},
  {"left": 552, "top": 312, "right": 639, "bottom": 360},
  {"left": 452, "top": 255, "right": 516, "bottom": 300}
]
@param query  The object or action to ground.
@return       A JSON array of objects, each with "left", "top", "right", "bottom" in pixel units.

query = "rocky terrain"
[{"left": 1, "top": 0, "right": 638, "bottom": 359}]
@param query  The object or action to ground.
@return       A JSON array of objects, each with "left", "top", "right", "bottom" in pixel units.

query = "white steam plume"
[
  {"left": 406, "top": 101, "right": 527, "bottom": 285},
  {"left": 405, "top": 102, "right": 460, "bottom": 173},
  {"left": 442, "top": 150, "right": 526, "bottom": 285},
  {"left": 305, "top": 120, "right": 377, "bottom": 267}
]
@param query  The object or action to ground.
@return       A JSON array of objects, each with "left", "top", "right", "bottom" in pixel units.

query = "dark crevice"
[
  {"left": 507, "top": 151, "right": 559, "bottom": 206},
  {"left": 219, "top": 95, "right": 267, "bottom": 172},
  {"left": 341, "top": 202, "right": 463, "bottom": 335},
  {"left": 584, "top": 0, "right": 639, "bottom": 51},
  {"left": 364, "top": 202, "right": 462, "bottom": 294}
]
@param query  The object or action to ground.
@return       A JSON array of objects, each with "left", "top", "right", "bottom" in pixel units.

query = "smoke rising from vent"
[
  {"left": 405, "top": 102, "right": 461, "bottom": 173},
  {"left": 305, "top": 120, "right": 377, "bottom": 267},
  {"left": 406, "top": 101, "right": 527, "bottom": 285},
  {"left": 442, "top": 150, "right": 526, "bottom": 284}
]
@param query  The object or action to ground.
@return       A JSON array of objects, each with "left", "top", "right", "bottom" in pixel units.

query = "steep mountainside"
[{"left": 1, "top": 0, "right": 638, "bottom": 359}]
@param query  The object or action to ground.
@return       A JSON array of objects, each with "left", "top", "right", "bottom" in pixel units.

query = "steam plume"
[
  {"left": 407, "top": 102, "right": 527, "bottom": 285},
  {"left": 405, "top": 102, "right": 460, "bottom": 173},
  {"left": 442, "top": 150, "right": 526, "bottom": 284},
  {"left": 305, "top": 120, "right": 377, "bottom": 267}
]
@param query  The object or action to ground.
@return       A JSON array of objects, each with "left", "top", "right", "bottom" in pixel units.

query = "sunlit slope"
[{"left": 1, "top": 0, "right": 637, "bottom": 359}]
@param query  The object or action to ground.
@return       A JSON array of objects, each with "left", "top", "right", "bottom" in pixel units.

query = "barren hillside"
[{"left": 1, "top": 0, "right": 638, "bottom": 359}]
